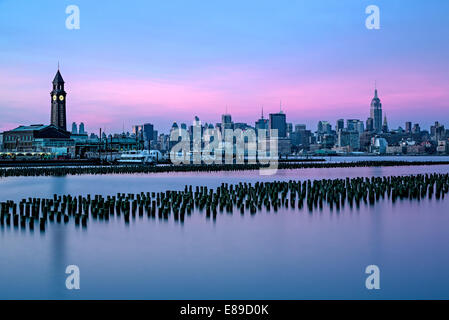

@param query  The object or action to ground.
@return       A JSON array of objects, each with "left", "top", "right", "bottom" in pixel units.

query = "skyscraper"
[
  {"left": 255, "top": 107, "right": 269, "bottom": 131},
  {"left": 336, "top": 119, "right": 344, "bottom": 131},
  {"left": 79, "top": 122, "right": 86, "bottom": 134},
  {"left": 142, "top": 123, "right": 154, "bottom": 142},
  {"left": 269, "top": 112, "right": 287, "bottom": 138},
  {"left": 317, "top": 121, "right": 331, "bottom": 134},
  {"left": 346, "top": 119, "right": 359, "bottom": 132},
  {"left": 366, "top": 117, "right": 374, "bottom": 132},
  {"left": 347, "top": 119, "right": 364, "bottom": 133},
  {"left": 286, "top": 123, "right": 293, "bottom": 137},
  {"left": 382, "top": 115, "right": 389, "bottom": 133},
  {"left": 71, "top": 122, "right": 78, "bottom": 134},
  {"left": 50, "top": 68, "right": 67, "bottom": 131},
  {"left": 405, "top": 122, "right": 412, "bottom": 133},
  {"left": 370, "top": 86, "right": 382, "bottom": 133},
  {"left": 221, "top": 113, "right": 233, "bottom": 135}
]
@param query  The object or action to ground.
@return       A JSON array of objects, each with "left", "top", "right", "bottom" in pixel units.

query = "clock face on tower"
[
  {"left": 53, "top": 95, "right": 57, "bottom": 101},
  {"left": 59, "top": 95, "right": 64, "bottom": 101}
]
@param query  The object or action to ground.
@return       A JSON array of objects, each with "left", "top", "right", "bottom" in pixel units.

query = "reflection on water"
[
  {"left": 1, "top": 164, "right": 449, "bottom": 299},
  {"left": 50, "top": 226, "right": 66, "bottom": 298}
]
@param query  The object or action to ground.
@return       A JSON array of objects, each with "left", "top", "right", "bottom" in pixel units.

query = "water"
[
  {"left": 1, "top": 163, "right": 449, "bottom": 299},
  {"left": 324, "top": 155, "right": 449, "bottom": 162}
]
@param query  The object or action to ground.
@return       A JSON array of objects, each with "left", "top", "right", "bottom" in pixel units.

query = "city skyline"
[
  {"left": 2, "top": 66, "right": 447, "bottom": 136},
  {"left": 1, "top": 0, "right": 449, "bottom": 133}
]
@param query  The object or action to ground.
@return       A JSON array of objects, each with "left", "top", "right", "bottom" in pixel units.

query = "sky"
[{"left": 0, "top": 0, "right": 448, "bottom": 134}]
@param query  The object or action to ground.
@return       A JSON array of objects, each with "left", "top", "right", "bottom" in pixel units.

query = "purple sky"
[{"left": 1, "top": 0, "right": 448, "bottom": 134}]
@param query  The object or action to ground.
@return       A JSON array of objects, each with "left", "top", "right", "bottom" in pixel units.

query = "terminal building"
[
  {"left": 1, "top": 124, "right": 73, "bottom": 154},
  {"left": 1, "top": 69, "right": 74, "bottom": 156}
]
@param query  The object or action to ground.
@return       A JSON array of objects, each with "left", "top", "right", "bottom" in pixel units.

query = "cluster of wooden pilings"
[
  {"left": 1, "top": 160, "right": 449, "bottom": 178},
  {"left": 1, "top": 173, "right": 448, "bottom": 232}
]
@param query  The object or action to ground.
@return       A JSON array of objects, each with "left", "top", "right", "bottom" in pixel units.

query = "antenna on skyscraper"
[{"left": 374, "top": 80, "right": 378, "bottom": 98}]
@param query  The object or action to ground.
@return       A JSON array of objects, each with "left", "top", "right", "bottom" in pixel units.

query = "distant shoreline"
[
  {"left": 1, "top": 160, "right": 449, "bottom": 178},
  {"left": 1, "top": 153, "right": 449, "bottom": 168}
]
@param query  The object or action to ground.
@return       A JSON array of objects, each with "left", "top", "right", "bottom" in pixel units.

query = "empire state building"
[
  {"left": 370, "top": 87, "right": 382, "bottom": 133},
  {"left": 50, "top": 68, "right": 67, "bottom": 131}
]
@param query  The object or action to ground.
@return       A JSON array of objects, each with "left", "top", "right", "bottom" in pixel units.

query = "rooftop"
[{"left": 9, "top": 124, "right": 49, "bottom": 132}]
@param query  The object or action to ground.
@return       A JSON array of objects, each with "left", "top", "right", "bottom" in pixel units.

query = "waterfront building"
[
  {"left": 386, "top": 145, "right": 403, "bottom": 155},
  {"left": 79, "top": 134, "right": 138, "bottom": 159},
  {"left": 437, "top": 140, "right": 449, "bottom": 154},
  {"left": 2, "top": 124, "right": 72, "bottom": 153},
  {"left": 372, "top": 137, "right": 388, "bottom": 154}
]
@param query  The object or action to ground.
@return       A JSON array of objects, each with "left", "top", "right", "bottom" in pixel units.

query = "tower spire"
[
  {"left": 374, "top": 81, "right": 378, "bottom": 98},
  {"left": 261, "top": 106, "right": 264, "bottom": 119}
]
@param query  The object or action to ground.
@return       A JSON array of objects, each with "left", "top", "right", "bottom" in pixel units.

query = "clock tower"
[{"left": 50, "top": 68, "right": 67, "bottom": 131}]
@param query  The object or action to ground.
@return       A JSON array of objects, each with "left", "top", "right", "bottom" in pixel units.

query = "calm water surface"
[{"left": 1, "top": 164, "right": 449, "bottom": 299}]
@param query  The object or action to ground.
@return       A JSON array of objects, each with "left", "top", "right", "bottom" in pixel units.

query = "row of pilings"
[
  {"left": 1, "top": 160, "right": 449, "bottom": 177},
  {"left": 1, "top": 173, "right": 449, "bottom": 232}
]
